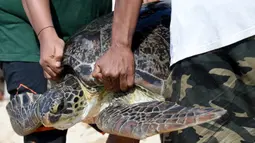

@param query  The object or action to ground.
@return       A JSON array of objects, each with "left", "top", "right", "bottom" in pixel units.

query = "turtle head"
[{"left": 38, "top": 74, "right": 91, "bottom": 130}]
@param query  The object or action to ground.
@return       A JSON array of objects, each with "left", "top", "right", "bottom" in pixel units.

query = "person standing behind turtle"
[
  {"left": 93, "top": 0, "right": 255, "bottom": 142},
  {"left": 0, "top": 0, "right": 137, "bottom": 143}
]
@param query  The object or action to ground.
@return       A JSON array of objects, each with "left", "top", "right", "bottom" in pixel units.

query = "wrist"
[
  {"left": 38, "top": 26, "right": 58, "bottom": 42},
  {"left": 111, "top": 39, "right": 132, "bottom": 51},
  {"left": 37, "top": 26, "right": 54, "bottom": 36},
  {"left": 111, "top": 30, "right": 133, "bottom": 50}
]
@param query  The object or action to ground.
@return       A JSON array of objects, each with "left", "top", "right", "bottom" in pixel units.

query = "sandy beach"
[{"left": 0, "top": 100, "right": 160, "bottom": 143}]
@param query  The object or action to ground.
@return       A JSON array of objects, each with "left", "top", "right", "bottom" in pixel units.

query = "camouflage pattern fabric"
[{"left": 161, "top": 37, "right": 255, "bottom": 143}]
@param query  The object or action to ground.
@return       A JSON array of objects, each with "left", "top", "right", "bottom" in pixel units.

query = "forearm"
[
  {"left": 111, "top": 0, "right": 142, "bottom": 49},
  {"left": 22, "top": 0, "right": 33, "bottom": 25},
  {"left": 22, "top": 0, "right": 56, "bottom": 38}
]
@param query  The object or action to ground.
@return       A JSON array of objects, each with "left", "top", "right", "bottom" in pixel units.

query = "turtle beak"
[
  {"left": 40, "top": 114, "right": 52, "bottom": 127},
  {"left": 41, "top": 114, "right": 62, "bottom": 127}
]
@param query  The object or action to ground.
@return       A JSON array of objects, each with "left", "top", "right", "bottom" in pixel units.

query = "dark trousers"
[{"left": 1, "top": 62, "right": 67, "bottom": 143}]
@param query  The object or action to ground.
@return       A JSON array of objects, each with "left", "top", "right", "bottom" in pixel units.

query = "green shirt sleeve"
[{"left": 0, "top": 0, "right": 112, "bottom": 62}]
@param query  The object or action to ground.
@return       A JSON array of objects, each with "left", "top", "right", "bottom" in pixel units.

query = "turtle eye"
[
  {"left": 50, "top": 101, "right": 65, "bottom": 114},
  {"left": 50, "top": 104, "right": 58, "bottom": 114}
]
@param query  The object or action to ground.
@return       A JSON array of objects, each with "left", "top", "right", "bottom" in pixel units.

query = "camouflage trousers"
[{"left": 161, "top": 37, "right": 255, "bottom": 143}]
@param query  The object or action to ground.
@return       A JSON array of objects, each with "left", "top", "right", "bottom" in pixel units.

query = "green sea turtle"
[{"left": 6, "top": 1, "right": 227, "bottom": 140}]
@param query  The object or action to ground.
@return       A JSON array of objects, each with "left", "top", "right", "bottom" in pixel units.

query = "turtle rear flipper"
[
  {"left": 96, "top": 101, "right": 227, "bottom": 140},
  {"left": 6, "top": 92, "right": 42, "bottom": 136}
]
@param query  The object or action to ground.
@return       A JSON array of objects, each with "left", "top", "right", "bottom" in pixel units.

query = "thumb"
[{"left": 92, "top": 64, "right": 103, "bottom": 79}]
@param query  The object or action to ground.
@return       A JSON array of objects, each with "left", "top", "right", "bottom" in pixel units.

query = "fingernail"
[{"left": 56, "top": 62, "right": 61, "bottom": 67}]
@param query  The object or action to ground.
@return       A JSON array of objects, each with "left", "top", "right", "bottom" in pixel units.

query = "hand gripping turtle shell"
[{"left": 6, "top": 1, "right": 227, "bottom": 140}]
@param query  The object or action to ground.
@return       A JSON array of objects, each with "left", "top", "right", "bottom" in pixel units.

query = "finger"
[
  {"left": 127, "top": 67, "right": 135, "bottom": 88},
  {"left": 120, "top": 71, "right": 128, "bottom": 91},
  {"left": 102, "top": 75, "right": 121, "bottom": 92},
  {"left": 111, "top": 77, "right": 120, "bottom": 92},
  {"left": 43, "top": 71, "right": 51, "bottom": 79},
  {"left": 92, "top": 64, "right": 103, "bottom": 79},
  {"left": 109, "top": 70, "right": 121, "bottom": 92},
  {"left": 101, "top": 70, "right": 121, "bottom": 92},
  {"left": 95, "top": 76, "right": 103, "bottom": 84},
  {"left": 46, "top": 58, "right": 63, "bottom": 74},
  {"left": 40, "top": 60, "right": 53, "bottom": 76},
  {"left": 55, "top": 61, "right": 61, "bottom": 68},
  {"left": 52, "top": 75, "right": 61, "bottom": 82},
  {"left": 44, "top": 66, "right": 57, "bottom": 78},
  {"left": 102, "top": 76, "right": 113, "bottom": 91},
  {"left": 41, "top": 56, "right": 62, "bottom": 74}
]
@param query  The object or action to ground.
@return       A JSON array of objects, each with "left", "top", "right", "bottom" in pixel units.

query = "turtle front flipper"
[
  {"left": 6, "top": 93, "right": 43, "bottom": 136},
  {"left": 96, "top": 101, "right": 227, "bottom": 140}
]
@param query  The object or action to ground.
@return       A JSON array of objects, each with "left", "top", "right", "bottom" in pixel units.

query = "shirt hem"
[
  {"left": 170, "top": 26, "right": 255, "bottom": 66},
  {"left": 0, "top": 54, "right": 40, "bottom": 62}
]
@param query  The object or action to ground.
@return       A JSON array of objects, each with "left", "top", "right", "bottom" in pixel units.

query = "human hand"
[
  {"left": 38, "top": 27, "right": 64, "bottom": 81},
  {"left": 92, "top": 45, "right": 135, "bottom": 92}
]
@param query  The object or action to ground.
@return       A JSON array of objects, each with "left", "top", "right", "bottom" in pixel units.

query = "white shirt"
[
  {"left": 112, "top": 0, "right": 115, "bottom": 11},
  {"left": 170, "top": 0, "right": 255, "bottom": 65}
]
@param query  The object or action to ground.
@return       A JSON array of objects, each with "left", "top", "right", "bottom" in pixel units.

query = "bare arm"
[
  {"left": 21, "top": 0, "right": 55, "bottom": 38},
  {"left": 22, "top": 0, "right": 64, "bottom": 80},
  {"left": 111, "top": 0, "right": 143, "bottom": 49},
  {"left": 93, "top": 0, "right": 143, "bottom": 91}
]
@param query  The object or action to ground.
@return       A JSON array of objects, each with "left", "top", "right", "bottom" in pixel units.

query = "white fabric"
[
  {"left": 112, "top": 0, "right": 115, "bottom": 11},
  {"left": 170, "top": 0, "right": 255, "bottom": 65}
]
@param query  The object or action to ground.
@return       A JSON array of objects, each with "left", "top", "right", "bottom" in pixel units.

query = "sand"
[{"left": 0, "top": 100, "right": 160, "bottom": 143}]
